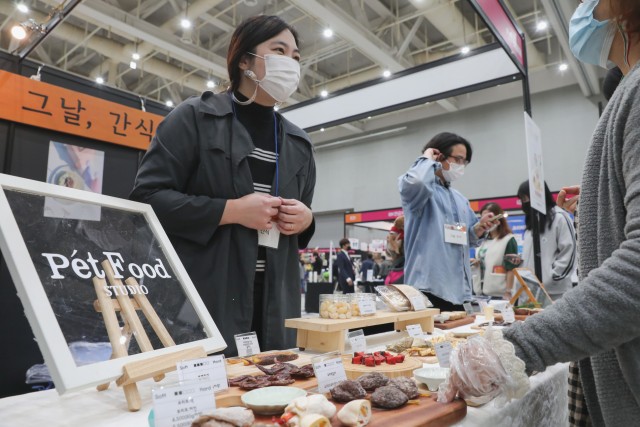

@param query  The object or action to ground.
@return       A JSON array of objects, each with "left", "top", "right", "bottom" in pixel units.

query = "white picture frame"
[{"left": 0, "top": 173, "right": 226, "bottom": 394}]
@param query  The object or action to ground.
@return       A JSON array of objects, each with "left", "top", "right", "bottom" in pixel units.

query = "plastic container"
[
  {"left": 349, "top": 293, "right": 377, "bottom": 317},
  {"left": 319, "top": 294, "right": 351, "bottom": 319},
  {"left": 375, "top": 285, "right": 411, "bottom": 311}
]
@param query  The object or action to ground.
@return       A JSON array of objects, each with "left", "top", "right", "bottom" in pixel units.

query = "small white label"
[
  {"left": 177, "top": 356, "right": 228, "bottom": 393},
  {"left": 463, "top": 302, "right": 474, "bottom": 315},
  {"left": 444, "top": 224, "right": 467, "bottom": 245},
  {"left": 503, "top": 307, "right": 516, "bottom": 323},
  {"left": 234, "top": 332, "right": 260, "bottom": 357},
  {"left": 406, "top": 323, "right": 424, "bottom": 338},
  {"left": 313, "top": 357, "right": 348, "bottom": 393},
  {"left": 258, "top": 222, "right": 280, "bottom": 248},
  {"left": 366, "top": 270, "right": 374, "bottom": 281},
  {"left": 409, "top": 295, "right": 426, "bottom": 311},
  {"left": 348, "top": 330, "right": 367, "bottom": 353},
  {"left": 435, "top": 341, "right": 453, "bottom": 368},
  {"left": 357, "top": 299, "right": 376, "bottom": 315},
  {"left": 152, "top": 382, "right": 217, "bottom": 427}
]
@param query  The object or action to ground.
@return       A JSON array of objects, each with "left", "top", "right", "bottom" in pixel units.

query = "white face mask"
[
  {"left": 442, "top": 162, "right": 465, "bottom": 182},
  {"left": 247, "top": 53, "right": 300, "bottom": 103}
]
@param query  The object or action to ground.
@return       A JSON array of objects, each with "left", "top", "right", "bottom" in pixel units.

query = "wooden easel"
[
  {"left": 509, "top": 268, "right": 554, "bottom": 307},
  {"left": 93, "top": 260, "right": 205, "bottom": 411}
]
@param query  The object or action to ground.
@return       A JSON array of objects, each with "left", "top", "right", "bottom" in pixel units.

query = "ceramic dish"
[
  {"left": 240, "top": 386, "right": 307, "bottom": 415},
  {"left": 413, "top": 366, "right": 450, "bottom": 392}
]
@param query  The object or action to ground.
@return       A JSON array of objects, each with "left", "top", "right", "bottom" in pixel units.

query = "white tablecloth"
[{"left": 0, "top": 317, "right": 570, "bottom": 427}]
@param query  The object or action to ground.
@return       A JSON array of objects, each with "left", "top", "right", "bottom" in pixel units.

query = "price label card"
[
  {"left": 234, "top": 332, "right": 260, "bottom": 357},
  {"left": 366, "top": 269, "right": 374, "bottom": 281},
  {"left": 347, "top": 329, "right": 367, "bottom": 353},
  {"left": 406, "top": 323, "right": 424, "bottom": 338},
  {"left": 435, "top": 341, "right": 453, "bottom": 368},
  {"left": 357, "top": 299, "right": 376, "bottom": 315},
  {"left": 313, "top": 357, "right": 348, "bottom": 393},
  {"left": 258, "top": 223, "right": 280, "bottom": 248},
  {"left": 409, "top": 295, "right": 426, "bottom": 311},
  {"left": 177, "top": 355, "right": 228, "bottom": 392},
  {"left": 152, "top": 382, "right": 217, "bottom": 427},
  {"left": 503, "top": 307, "right": 516, "bottom": 323},
  {"left": 463, "top": 302, "right": 474, "bottom": 315}
]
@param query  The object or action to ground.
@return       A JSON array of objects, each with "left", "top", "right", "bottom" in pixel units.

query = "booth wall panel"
[{"left": 307, "top": 212, "right": 347, "bottom": 250}]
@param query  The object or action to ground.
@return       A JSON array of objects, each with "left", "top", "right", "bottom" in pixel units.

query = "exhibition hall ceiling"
[{"left": 1, "top": 0, "right": 598, "bottom": 145}]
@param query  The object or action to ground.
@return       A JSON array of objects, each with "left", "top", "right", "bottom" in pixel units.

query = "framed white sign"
[{"left": 0, "top": 174, "right": 226, "bottom": 394}]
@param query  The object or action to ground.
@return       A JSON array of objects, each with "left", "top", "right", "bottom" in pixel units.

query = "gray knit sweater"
[{"left": 503, "top": 62, "right": 640, "bottom": 426}]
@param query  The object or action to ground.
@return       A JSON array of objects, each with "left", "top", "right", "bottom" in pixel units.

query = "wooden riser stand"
[
  {"left": 93, "top": 260, "right": 205, "bottom": 411},
  {"left": 285, "top": 309, "right": 438, "bottom": 353}
]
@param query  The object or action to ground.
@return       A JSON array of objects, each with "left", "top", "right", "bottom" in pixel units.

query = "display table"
[
  {"left": 0, "top": 318, "right": 570, "bottom": 427},
  {"left": 304, "top": 281, "right": 335, "bottom": 313}
]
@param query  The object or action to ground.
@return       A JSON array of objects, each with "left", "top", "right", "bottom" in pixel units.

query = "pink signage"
[
  {"left": 344, "top": 208, "right": 403, "bottom": 224},
  {"left": 476, "top": 0, "right": 525, "bottom": 69}
]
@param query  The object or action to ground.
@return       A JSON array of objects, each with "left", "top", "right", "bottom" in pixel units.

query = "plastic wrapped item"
[
  {"left": 391, "top": 285, "right": 433, "bottom": 310},
  {"left": 437, "top": 334, "right": 517, "bottom": 406},
  {"left": 319, "top": 294, "right": 351, "bottom": 319},
  {"left": 25, "top": 363, "right": 52, "bottom": 384},
  {"left": 375, "top": 286, "right": 410, "bottom": 311},
  {"left": 349, "top": 293, "right": 376, "bottom": 317}
]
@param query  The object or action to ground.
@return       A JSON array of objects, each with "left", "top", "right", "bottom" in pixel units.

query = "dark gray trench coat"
[{"left": 130, "top": 91, "right": 316, "bottom": 355}]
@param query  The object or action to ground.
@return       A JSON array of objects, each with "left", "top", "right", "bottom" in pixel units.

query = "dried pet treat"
[
  {"left": 191, "top": 407, "right": 254, "bottom": 427},
  {"left": 330, "top": 380, "right": 367, "bottom": 402},
  {"left": 370, "top": 385, "right": 409, "bottom": 409},
  {"left": 337, "top": 399, "right": 372, "bottom": 426},
  {"left": 388, "top": 377, "right": 419, "bottom": 399},
  {"left": 356, "top": 372, "right": 389, "bottom": 391}
]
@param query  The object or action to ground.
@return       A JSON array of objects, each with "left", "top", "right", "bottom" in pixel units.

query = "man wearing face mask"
[
  {"left": 399, "top": 132, "right": 496, "bottom": 311},
  {"left": 131, "top": 15, "right": 316, "bottom": 354},
  {"left": 439, "top": 2, "right": 640, "bottom": 423}
]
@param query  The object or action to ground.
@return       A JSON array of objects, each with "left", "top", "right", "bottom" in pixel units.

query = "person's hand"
[
  {"left": 474, "top": 211, "right": 496, "bottom": 237},
  {"left": 556, "top": 185, "right": 580, "bottom": 214},
  {"left": 227, "top": 193, "right": 282, "bottom": 230},
  {"left": 423, "top": 148, "right": 442, "bottom": 162},
  {"left": 439, "top": 336, "right": 511, "bottom": 404},
  {"left": 470, "top": 258, "right": 479, "bottom": 267},
  {"left": 275, "top": 198, "right": 313, "bottom": 235},
  {"left": 347, "top": 278, "right": 353, "bottom": 286},
  {"left": 502, "top": 291, "right": 512, "bottom": 301}
]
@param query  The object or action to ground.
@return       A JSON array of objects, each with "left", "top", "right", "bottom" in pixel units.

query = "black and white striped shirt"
[{"left": 234, "top": 92, "right": 278, "bottom": 273}]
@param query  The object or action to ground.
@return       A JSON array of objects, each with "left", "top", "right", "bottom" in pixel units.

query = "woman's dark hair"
[
  {"left": 517, "top": 180, "right": 556, "bottom": 231},
  {"left": 611, "top": 0, "right": 640, "bottom": 36},
  {"left": 421, "top": 132, "right": 473, "bottom": 163},
  {"left": 227, "top": 15, "right": 300, "bottom": 92},
  {"left": 479, "top": 202, "right": 512, "bottom": 239}
]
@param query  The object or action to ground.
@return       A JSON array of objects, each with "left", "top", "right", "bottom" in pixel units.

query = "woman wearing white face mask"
[
  {"left": 399, "top": 132, "right": 496, "bottom": 311},
  {"left": 439, "top": 2, "right": 640, "bottom": 424},
  {"left": 131, "top": 16, "right": 316, "bottom": 355}
]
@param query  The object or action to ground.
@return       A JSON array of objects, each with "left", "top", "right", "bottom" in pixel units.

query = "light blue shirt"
[{"left": 398, "top": 157, "right": 481, "bottom": 304}]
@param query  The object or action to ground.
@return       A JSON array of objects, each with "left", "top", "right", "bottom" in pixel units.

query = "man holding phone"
[{"left": 399, "top": 132, "right": 496, "bottom": 311}]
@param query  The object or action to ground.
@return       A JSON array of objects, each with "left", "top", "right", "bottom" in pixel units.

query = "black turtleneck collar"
[{"left": 233, "top": 91, "right": 275, "bottom": 126}]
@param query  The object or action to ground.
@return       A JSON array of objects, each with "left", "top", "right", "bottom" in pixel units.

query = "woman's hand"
[
  {"left": 423, "top": 148, "right": 442, "bottom": 162},
  {"left": 221, "top": 193, "right": 282, "bottom": 230},
  {"left": 474, "top": 211, "right": 496, "bottom": 237},
  {"left": 502, "top": 291, "right": 513, "bottom": 301},
  {"left": 275, "top": 198, "right": 313, "bottom": 235},
  {"left": 556, "top": 185, "right": 580, "bottom": 214}
]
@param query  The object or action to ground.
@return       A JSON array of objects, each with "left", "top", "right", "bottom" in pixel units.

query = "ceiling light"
[
  {"left": 559, "top": 63, "right": 568, "bottom": 71},
  {"left": 17, "top": 3, "right": 29, "bottom": 13},
  {"left": 382, "top": 70, "right": 391, "bottom": 78},
  {"left": 273, "top": 105, "right": 279, "bottom": 111},
  {"left": 367, "top": 116, "right": 372, "bottom": 119},
  {"left": 129, "top": 61, "right": 137, "bottom": 70},
  {"left": 166, "top": 100, "right": 174, "bottom": 107},
  {"left": 206, "top": 80, "right": 215, "bottom": 88},
  {"left": 180, "top": 18, "right": 191, "bottom": 29},
  {"left": 460, "top": 46, "right": 471, "bottom": 55},
  {"left": 320, "top": 89, "right": 328, "bottom": 97},
  {"left": 320, "top": 128, "right": 325, "bottom": 132},
  {"left": 132, "top": 52, "right": 140, "bottom": 60},
  {"left": 323, "top": 28, "right": 333, "bottom": 38},
  {"left": 96, "top": 76, "right": 104, "bottom": 84},
  {"left": 536, "top": 20, "right": 548, "bottom": 31},
  {"left": 11, "top": 24, "right": 27, "bottom": 40}
]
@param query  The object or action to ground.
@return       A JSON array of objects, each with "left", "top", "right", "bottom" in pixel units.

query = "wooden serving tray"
[
  {"left": 342, "top": 355, "right": 423, "bottom": 380},
  {"left": 253, "top": 393, "right": 467, "bottom": 427},
  {"left": 433, "top": 316, "right": 475, "bottom": 330}
]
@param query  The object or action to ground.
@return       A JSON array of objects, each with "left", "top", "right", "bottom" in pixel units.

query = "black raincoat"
[{"left": 130, "top": 91, "right": 316, "bottom": 354}]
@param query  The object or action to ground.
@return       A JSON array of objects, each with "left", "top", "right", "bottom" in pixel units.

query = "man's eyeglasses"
[{"left": 447, "top": 155, "right": 469, "bottom": 166}]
